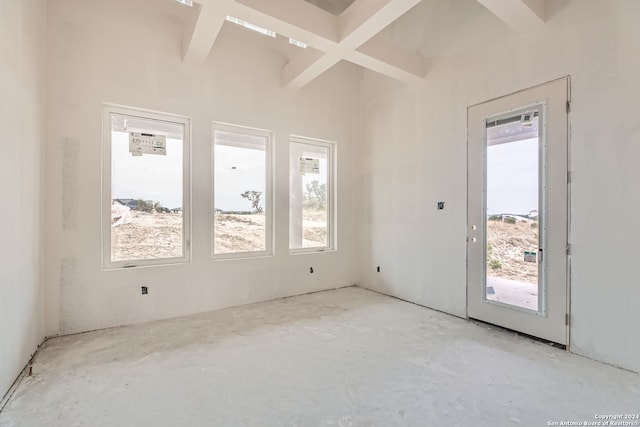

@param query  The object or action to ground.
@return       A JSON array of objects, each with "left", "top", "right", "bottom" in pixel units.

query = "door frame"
[{"left": 466, "top": 77, "right": 571, "bottom": 346}]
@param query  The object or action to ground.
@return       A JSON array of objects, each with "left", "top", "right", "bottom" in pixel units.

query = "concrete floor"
[
  {"left": 1, "top": 287, "right": 638, "bottom": 427},
  {"left": 487, "top": 276, "right": 539, "bottom": 311}
]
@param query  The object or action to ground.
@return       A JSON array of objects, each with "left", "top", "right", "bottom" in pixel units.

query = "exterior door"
[{"left": 467, "top": 77, "right": 570, "bottom": 345}]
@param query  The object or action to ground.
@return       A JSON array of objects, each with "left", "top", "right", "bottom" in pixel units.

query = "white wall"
[
  {"left": 0, "top": 0, "right": 46, "bottom": 399},
  {"left": 44, "top": 0, "right": 362, "bottom": 336},
  {"left": 359, "top": 0, "right": 640, "bottom": 372}
]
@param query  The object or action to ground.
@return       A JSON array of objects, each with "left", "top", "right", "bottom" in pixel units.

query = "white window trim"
[
  {"left": 102, "top": 103, "right": 192, "bottom": 269},
  {"left": 212, "top": 121, "right": 274, "bottom": 260},
  {"left": 289, "top": 135, "right": 336, "bottom": 255}
]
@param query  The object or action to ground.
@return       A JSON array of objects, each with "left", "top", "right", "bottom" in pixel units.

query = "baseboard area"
[{"left": 0, "top": 340, "right": 45, "bottom": 413}]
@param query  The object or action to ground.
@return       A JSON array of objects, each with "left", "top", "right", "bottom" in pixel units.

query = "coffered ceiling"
[{"left": 181, "top": 0, "right": 548, "bottom": 89}]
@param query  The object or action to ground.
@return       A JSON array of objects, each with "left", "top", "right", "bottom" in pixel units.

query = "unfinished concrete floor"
[{"left": 1, "top": 287, "right": 638, "bottom": 426}]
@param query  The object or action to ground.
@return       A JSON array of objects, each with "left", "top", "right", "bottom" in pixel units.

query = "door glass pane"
[{"left": 485, "top": 112, "right": 540, "bottom": 311}]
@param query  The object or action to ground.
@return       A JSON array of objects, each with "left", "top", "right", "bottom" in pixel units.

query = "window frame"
[
  {"left": 102, "top": 104, "right": 191, "bottom": 270},
  {"left": 289, "top": 135, "right": 336, "bottom": 255},
  {"left": 211, "top": 121, "right": 274, "bottom": 260}
]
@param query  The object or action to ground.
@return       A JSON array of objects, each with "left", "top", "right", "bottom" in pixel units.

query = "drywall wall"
[
  {"left": 0, "top": 0, "right": 46, "bottom": 399},
  {"left": 44, "top": 0, "right": 361, "bottom": 336},
  {"left": 359, "top": 0, "right": 640, "bottom": 372}
]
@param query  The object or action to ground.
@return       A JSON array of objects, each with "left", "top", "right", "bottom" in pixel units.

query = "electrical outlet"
[{"left": 141, "top": 286, "right": 148, "bottom": 295}]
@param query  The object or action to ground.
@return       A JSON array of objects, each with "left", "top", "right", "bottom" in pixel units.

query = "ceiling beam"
[
  {"left": 182, "top": 0, "right": 427, "bottom": 89},
  {"left": 476, "top": 0, "right": 546, "bottom": 31},
  {"left": 351, "top": 37, "right": 425, "bottom": 85},
  {"left": 282, "top": 50, "right": 344, "bottom": 89},
  {"left": 183, "top": 0, "right": 235, "bottom": 64},
  {"left": 339, "top": 0, "right": 422, "bottom": 48},
  {"left": 282, "top": 0, "right": 425, "bottom": 88}
]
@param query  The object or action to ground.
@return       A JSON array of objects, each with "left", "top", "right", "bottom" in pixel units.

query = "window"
[
  {"left": 225, "top": 16, "right": 276, "bottom": 38},
  {"left": 213, "top": 123, "right": 272, "bottom": 257},
  {"left": 103, "top": 105, "right": 190, "bottom": 268},
  {"left": 289, "top": 137, "right": 335, "bottom": 252}
]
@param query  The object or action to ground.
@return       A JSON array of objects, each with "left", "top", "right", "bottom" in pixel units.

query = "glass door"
[
  {"left": 467, "top": 78, "right": 569, "bottom": 345},
  {"left": 485, "top": 109, "right": 542, "bottom": 312}
]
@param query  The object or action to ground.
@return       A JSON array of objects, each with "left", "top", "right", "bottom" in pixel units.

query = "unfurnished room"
[{"left": 1, "top": 0, "right": 639, "bottom": 425}]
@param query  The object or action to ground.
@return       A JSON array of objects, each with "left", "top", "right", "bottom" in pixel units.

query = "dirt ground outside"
[
  {"left": 214, "top": 213, "right": 266, "bottom": 254},
  {"left": 486, "top": 218, "right": 539, "bottom": 283},
  {"left": 111, "top": 211, "right": 183, "bottom": 262},
  {"left": 301, "top": 209, "right": 327, "bottom": 248},
  {"left": 111, "top": 209, "right": 328, "bottom": 261},
  {"left": 112, "top": 210, "right": 533, "bottom": 271}
]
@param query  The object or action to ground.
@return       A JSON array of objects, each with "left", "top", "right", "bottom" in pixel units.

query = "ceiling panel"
[
  {"left": 304, "top": 0, "right": 356, "bottom": 16},
  {"left": 374, "top": 0, "right": 509, "bottom": 59}
]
